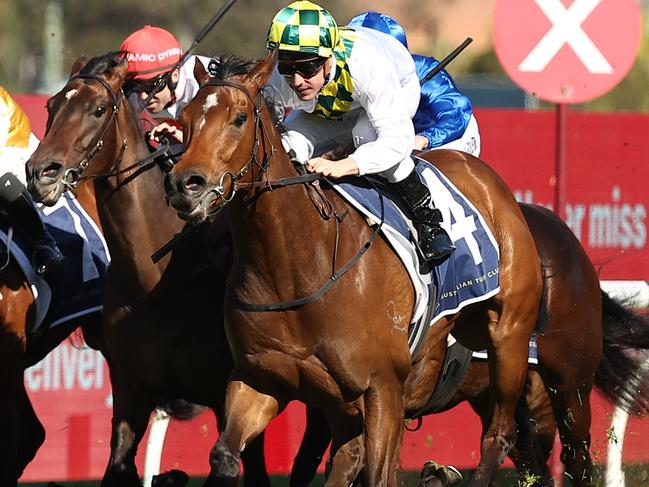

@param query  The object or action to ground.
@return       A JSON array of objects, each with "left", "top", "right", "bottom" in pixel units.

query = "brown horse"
[
  {"left": 163, "top": 52, "right": 544, "bottom": 486},
  {"left": 26, "top": 53, "right": 269, "bottom": 487},
  {"left": 291, "top": 202, "right": 649, "bottom": 486},
  {"left": 0, "top": 182, "right": 103, "bottom": 486}
]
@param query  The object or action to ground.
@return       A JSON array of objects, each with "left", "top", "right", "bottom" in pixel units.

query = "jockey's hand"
[
  {"left": 150, "top": 122, "right": 183, "bottom": 144},
  {"left": 414, "top": 135, "right": 429, "bottom": 151},
  {"left": 306, "top": 156, "right": 359, "bottom": 179}
]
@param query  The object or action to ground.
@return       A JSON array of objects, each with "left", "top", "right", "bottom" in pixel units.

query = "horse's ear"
[
  {"left": 106, "top": 56, "right": 129, "bottom": 92},
  {"left": 244, "top": 50, "right": 278, "bottom": 93},
  {"left": 194, "top": 59, "right": 210, "bottom": 86},
  {"left": 69, "top": 56, "right": 88, "bottom": 78}
]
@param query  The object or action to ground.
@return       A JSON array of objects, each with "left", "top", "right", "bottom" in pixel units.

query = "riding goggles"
[
  {"left": 277, "top": 57, "right": 327, "bottom": 79},
  {"left": 124, "top": 72, "right": 170, "bottom": 96}
]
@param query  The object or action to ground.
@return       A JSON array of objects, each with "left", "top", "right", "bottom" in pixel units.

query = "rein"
[
  {"left": 228, "top": 191, "right": 384, "bottom": 312},
  {"left": 200, "top": 77, "right": 385, "bottom": 311}
]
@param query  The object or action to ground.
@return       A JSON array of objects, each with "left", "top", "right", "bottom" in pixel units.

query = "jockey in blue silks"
[{"left": 347, "top": 11, "right": 481, "bottom": 156}]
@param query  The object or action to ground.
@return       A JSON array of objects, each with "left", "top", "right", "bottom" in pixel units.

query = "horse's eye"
[
  {"left": 94, "top": 106, "right": 107, "bottom": 117},
  {"left": 234, "top": 113, "right": 247, "bottom": 127}
]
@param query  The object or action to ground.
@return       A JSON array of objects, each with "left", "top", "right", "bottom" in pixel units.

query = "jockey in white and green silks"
[{"left": 265, "top": 1, "right": 455, "bottom": 262}]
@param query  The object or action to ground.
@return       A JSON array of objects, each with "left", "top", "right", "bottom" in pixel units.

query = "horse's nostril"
[
  {"left": 39, "top": 161, "right": 63, "bottom": 180},
  {"left": 184, "top": 174, "right": 206, "bottom": 194}
]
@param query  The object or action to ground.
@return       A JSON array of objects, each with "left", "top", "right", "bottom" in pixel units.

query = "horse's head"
[
  {"left": 27, "top": 52, "right": 129, "bottom": 205},
  {"left": 164, "top": 51, "right": 278, "bottom": 224}
]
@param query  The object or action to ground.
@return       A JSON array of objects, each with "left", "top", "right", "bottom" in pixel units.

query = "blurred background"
[{"left": 2, "top": 0, "right": 649, "bottom": 110}]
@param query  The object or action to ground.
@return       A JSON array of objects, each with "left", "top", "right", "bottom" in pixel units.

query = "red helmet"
[{"left": 120, "top": 25, "right": 182, "bottom": 80}]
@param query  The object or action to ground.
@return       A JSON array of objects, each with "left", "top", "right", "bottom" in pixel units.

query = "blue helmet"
[{"left": 347, "top": 11, "right": 408, "bottom": 49}]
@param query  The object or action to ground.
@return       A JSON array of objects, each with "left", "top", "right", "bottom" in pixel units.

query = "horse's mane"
[
  {"left": 80, "top": 51, "right": 125, "bottom": 76},
  {"left": 208, "top": 54, "right": 286, "bottom": 128},
  {"left": 209, "top": 55, "right": 257, "bottom": 81}
]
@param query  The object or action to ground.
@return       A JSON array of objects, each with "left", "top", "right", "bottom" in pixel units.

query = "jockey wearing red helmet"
[{"left": 120, "top": 26, "right": 211, "bottom": 129}]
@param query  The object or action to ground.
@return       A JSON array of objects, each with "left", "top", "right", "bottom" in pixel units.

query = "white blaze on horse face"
[
  {"left": 65, "top": 89, "right": 79, "bottom": 100},
  {"left": 198, "top": 93, "right": 219, "bottom": 132}
]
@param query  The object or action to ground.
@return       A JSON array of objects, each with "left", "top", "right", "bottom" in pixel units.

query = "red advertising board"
[
  {"left": 477, "top": 108, "right": 649, "bottom": 280},
  {"left": 14, "top": 96, "right": 649, "bottom": 482},
  {"left": 19, "top": 343, "right": 649, "bottom": 482}
]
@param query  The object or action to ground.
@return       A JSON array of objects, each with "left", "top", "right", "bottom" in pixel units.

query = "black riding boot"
[
  {"left": 395, "top": 169, "right": 455, "bottom": 262},
  {"left": 0, "top": 173, "right": 64, "bottom": 276}
]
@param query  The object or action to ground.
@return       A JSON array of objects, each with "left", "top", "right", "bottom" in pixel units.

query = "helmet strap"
[{"left": 323, "top": 56, "right": 336, "bottom": 85}]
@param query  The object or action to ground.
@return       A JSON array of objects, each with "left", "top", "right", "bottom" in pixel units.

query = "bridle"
[
  {"left": 191, "top": 78, "right": 326, "bottom": 216},
  {"left": 56, "top": 73, "right": 170, "bottom": 193},
  {"left": 61, "top": 74, "right": 126, "bottom": 190},
  {"left": 190, "top": 78, "right": 272, "bottom": 211}
]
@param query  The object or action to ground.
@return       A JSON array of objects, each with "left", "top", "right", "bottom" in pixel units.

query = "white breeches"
[{"left": 431, "top": 115, "right": 481, "bottom": 157}]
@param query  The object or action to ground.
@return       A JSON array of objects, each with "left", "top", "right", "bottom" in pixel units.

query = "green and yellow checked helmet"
[{"left": 266, "top": 1, "right": 340, "bottom": 59}]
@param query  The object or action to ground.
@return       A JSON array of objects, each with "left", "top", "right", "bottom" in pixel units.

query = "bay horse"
[
  {"left": 0, "top": 182, "right": 103, "bottom": 486},
  {"left": 164, "top": 52, "right": 545, "bottom": 486},
  {"left": 291, "top": 202, "right": 649, "bottom": 487},
  {"left": 26, "top": 53, "right": 269, "bottom": 487}
]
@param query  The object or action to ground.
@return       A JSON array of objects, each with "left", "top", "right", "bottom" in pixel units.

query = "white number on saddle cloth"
[{"left": 420, "top": 168, "right": 483, "bottom": 265}]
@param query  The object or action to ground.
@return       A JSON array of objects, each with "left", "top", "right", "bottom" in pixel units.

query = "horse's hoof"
[
  {"left": 441, "top": 465, "right": 463, "bottom": 485},
  {"left": 418, "top": 460, "right": 442, "bottom": 486},
  {"left": 418, "top": 460, "right": 463, "bottom": 487},
  {"left": 152, "top": 469, "right": 190, "bottom": 487}
]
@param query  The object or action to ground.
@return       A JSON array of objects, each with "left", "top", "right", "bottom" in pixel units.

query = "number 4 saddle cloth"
[{"left": 331, "top": 156, "right": 500, "bottom": 355}]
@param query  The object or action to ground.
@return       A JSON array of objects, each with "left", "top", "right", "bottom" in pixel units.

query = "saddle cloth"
[
  {"left": 0, "top": 192, "right": 110, "bottom": 333},
  {"left": 331, "top": 158, "right": 500, "bottom": 355},
  {"left": 471, "top": 333, "right": 539, "bottom": 364}
]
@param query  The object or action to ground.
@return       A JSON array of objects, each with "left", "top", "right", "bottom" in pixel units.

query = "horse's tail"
[
  {"left": 156, "top": 399, "right": 206, "bottom": 420},
  {"left": 594, "top": 291, "right": 649, "bottom": 415}
]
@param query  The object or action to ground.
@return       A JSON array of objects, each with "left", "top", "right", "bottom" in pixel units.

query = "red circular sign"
[{"left": 493, "top": 0, "right": 642, "bottom": 103}]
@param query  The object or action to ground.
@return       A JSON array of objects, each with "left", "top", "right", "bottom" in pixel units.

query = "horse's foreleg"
[
  {"left": 207, "top": 379, "right": 279, "bottom": 487},
  {"left": 0, "top": 333, "right": 24, "bottom": 486},
  {"left": 324, "top": 406, "right": 365, "bottom": 487},
  {"left": 240, "top": 431, "right": 271, "bottom": 487},
  {"left": 358, "top": 380, "right": 404, "bottom": 487},
  {"left": 290, "top": 406, "right": 332, "bottom": 487},
  {"left": 100, "top": 383, "right": 154, "bottom": 487},
  {"left": 16, "top": 380, "right": 45, "bottom": 477}
]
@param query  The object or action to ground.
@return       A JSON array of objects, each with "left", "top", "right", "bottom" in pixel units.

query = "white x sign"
[{"left": 519, "top": 0, "right": 613, "bottom": 74}]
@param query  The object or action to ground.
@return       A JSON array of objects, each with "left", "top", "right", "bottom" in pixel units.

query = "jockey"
[
  {"left": 347, "top": 11, "right": 480, "bottom": 156},
  {"left": 266, "top": 0, "right": 455, "bottom": 262},
  {"left": 0, "top": 86, "right": 64, "bottom": 275},
  {"left": 120, "top": 25, "right": 211, "bottom": 144}
]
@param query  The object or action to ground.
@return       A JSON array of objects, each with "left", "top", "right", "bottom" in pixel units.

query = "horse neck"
[
  {"left": 228, "top": 111, "right": 336, "bottom": 297},
  {"left": 94, "top": 102, "right": 184, "bottom": 298}
]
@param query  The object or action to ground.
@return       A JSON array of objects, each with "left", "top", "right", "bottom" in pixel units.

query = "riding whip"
[
  {"left": 420, "top": 37, "right": 473, "bottom": 85},
  {"left": 141, "top": 0, "right": 238, "bottom": 108}
]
